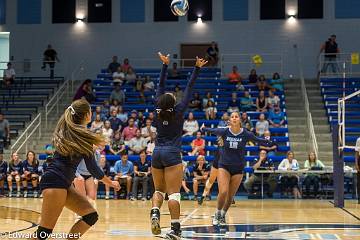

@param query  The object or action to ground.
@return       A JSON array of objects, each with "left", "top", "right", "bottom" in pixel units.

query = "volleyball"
[{"left": 170, "top": 0, "right": 189, "bottom": 16}]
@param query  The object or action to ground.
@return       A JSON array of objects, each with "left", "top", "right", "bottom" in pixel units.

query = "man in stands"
[
  {"left": 122, "top": 118, "right": 138, "bottom": 144},
  {"left": 259, "top": 131, "right": 277, "bottom": 157},
  {"left": 168, "top": 62, "right": 182, "bottom": 79},
  {"left": 110, "top": 84, "right": 125, "bottom": 105},
  {"left": 0, "top": 113, "right": 10, "bottom": 150},
  {"left": 141, "top": 118, "right": 157, "bottom": 141},
  {"left": 108, "top": 56, "right": 121, "bottom": 73},
  {"left": 268, "top": 105, "right": 286, "bottom": 128},
  {"left": 227, "top": 92, "right": 241, "bottom": 113},
  {"left": 3, "top": 62, "right": 15, "bottom": 87},
  {"left": 114, "top": 152, "right": 133, "bottom": 199},
  {"left": 41, "top": 44, "right": 59, "bottom": 78},
  {"left": 355, "top": 137, "right": 360, "bottom": 203},
  {"left": 131, "top": 151, "right": 151, "bottom": 201},
  {"left": 228, "top": 66, "right": 242, "bottom": 84},
  {"left": 112, "top": 66, "right": 125, "bottom": 86},
  {"left": 128, "top": 129, "right": 147, "bottom": 155},
  {"left": 91, "top": 106, "right": 107, "bottom": 122},
  {"left": 108, "top": 109, "right": 122, "bottom": 133},
  {"left": 320, "top": 34, "right": 340, "bottom": 74},
  {"left": 189, "top": 131, "right": 205, "bottom": 156}
]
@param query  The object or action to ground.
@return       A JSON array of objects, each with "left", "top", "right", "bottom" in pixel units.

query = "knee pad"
[
  {"left": 36, "top": 226, "right": 53, "bottom": 240},
  {"left": 154, "top": 191, "right": 165, "bottom": 199},
  {"left": 81, "top": 212, "right": 99, "bottom": 226},
  {"left": 168, "top": 193, "right": 181, "bottom": 203}
]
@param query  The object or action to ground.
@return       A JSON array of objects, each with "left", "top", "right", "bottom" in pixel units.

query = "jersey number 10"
[{"left": 229, "top": 141, "right": 238, "bottom": 149}]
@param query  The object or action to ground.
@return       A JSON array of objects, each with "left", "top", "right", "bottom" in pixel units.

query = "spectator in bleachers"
[
  {"left": 248, "top": 69, "right": 258, "bottom": 84},
  {"left": 21, "top": 151, "right": 40, "bottom": 198},
  {"left": 259, "top": 131, "right": 277, "bottom": 157},
  {"left": 227, "top": 92, "right": 241, "bottom": 113},
  {"left": 240, "top": 91, "right": 256, "bottom": 112},
  {"left": 148, "top": 112, "right": 155, "bottom": 122},
  {"left": 174, "top": 84, "right": 183, "bottom": 104},
  {"left": 108, "top": 109, "right": 122, "bottom": 133},
  {"left": 0, "top": 113, "right": 10, "bottom": 149},
  {"left": 109, "top": 132, "right": 126, "bottom": 155},
  {"left": 117, "top": 105, "right": 128, "bottom": 123},
  {"left": 218, "top": 112, "right": 229, "bottom": 127},
  {"left": 143, "top": 76, "right": 155, "bottom": 91},
  {"left": 319, "top": 34, "right": 340, "bottom": 74},
  {"left": 112, "top": 66, "right": 125, "bottom": 86},
  {"left": 256, "top": 113, "right": 269, "bottom": 137},
  {"left": 44, "top": 144, "right": 55, "bottom": 160},
  {"left": 269, "top": 72, "right": 284, "bottom": 91},
  {"left": 109, "top": 84, "right": 125, "bottom": 106},
  {"left": 125, "top": 67, "right": 137, "bottom": 84},
  {"left": 41, "top": 44, "right": 59, "bottom": 78},
  {"left": 128, "top": 129, "right": 147, "bottom": 155},
  {"left": 206, "top": 41, "right": 219, "bottom": 66},
  {"left": 110, "top": 99, "right": 121, "bottom": 113},
  {"left": 303, "top": 151, "right": 325, "bottom": 198},
  {"left": 129, "top": 110, "right": 139, "bottom": 127},
  {"left": 91, "top": 106, "right": 107, "bottom": 122},
  {"left": 102, "top": 120, "right": 114, "bottom": 145},
  {"left": 146, "top": 132, "right": 156, "bottom": 156},
  {"left": 168, "top": 62, "right": 181, "bottom": 79},
  {"left": 108, "top": 56, "right": 121, "bottom": 73},
  {"left": 73, "top": 79, "right": 95, "bottom": 103},
  {"left": 0, "top": 153, "right": 8, "bottom": 196},
  {"left": 183, "top": 112, "right": 199, "bottom": 137},
  {"left": 203, "top": 92, "right": 215, "bottom": 109},
  {"left": 189, "top": 131, "right": 206, "bottom": 156},
  {"left": 7, "top": 152, "right": 23, "bottom": 198},
  {"left": 102, "top": 100, "right": 111, "bottom": 117},
  {"left": 228, "top": 66, "right": 242, "bottom": 84},
  {"left": 131, "top": 151, "right": 151, "bottom": 201},
  {"left": 256, "top": 75, "right": 268, "bottom": 91},
  {"left": 141, "top": 118, "right": 157, "bottom": 140},
  {"left": 189, "top": 92, "right": 202, "bottom": 111},
  {"left": 267, "top": 89, "right": 280, "bottom": 110},
  {"left": 137, "top": 112, "right": 146, "bottom": 129},
  {"left": 244, "top": 150, "right": 277, "bottom": 197},
  {"left": 192, "top": 155, "right": 210, "bottom": 200},
  {"left": 98, "top": 155, "right": 111, "bottom": 199},
  {"left": 90, "top": 114, "right": 104, "bottom": 133},
  {"left": 268, "top": 105, "right": 285, "bottom": 128},
  {"left": 122, "top": 118, "right": 138, "bottom": 143},
  {"left": 256, "top": 90, "right": 268, "bottom": 113},
  {"left": 180, "top": 160, "right": 192, "bottom": 200},
  {"left": 121, "top": 58, "right": 132, "bottom": 74},
  {"left": 3, "top": 62, "right": 15, "bottom": 87},
  {"left": 114, "top": 152, "right": 133, "bottom": 199},
  {"left": 241, "top": 112, "right": 254, "bottom": 132},
  {"left": 278, "top": 151, "right": 301, "bottom": 199},
  {"left": 204, "top": 100, "right": 217, "bottom": 120}
]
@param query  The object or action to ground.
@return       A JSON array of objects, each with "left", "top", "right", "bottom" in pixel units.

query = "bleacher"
[{"left": 320, "top": 77, "right": 360, "bottom": 163}]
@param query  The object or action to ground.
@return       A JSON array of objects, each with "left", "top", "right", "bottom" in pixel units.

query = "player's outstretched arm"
[{"left": 155, "top": 52, "right": 170, "bottom": 100}]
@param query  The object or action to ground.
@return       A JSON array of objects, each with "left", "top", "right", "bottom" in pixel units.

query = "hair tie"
[
  {"left": 156, "top": 108, "right": 173, "bottom": 114},
  {"left": 155, "top": 108, "right": 162, "bottom": 114},
  {"left": 67, "top": 106, "right": 76, "bottom": 115}
]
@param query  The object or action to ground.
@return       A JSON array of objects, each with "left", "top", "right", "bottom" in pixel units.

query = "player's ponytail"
[
  {"left": 156, "top": 93, "right": 176, "bottom": 122},
  {"left": 53, "top": 99, "right": 105, "bottom": 157}
]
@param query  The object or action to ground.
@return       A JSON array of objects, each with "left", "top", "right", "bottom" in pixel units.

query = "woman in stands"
[
  {"left": 33, "top": 99, "right": 119, "bottom": 240},
  {"left": 22, "top": 151, "right": 40, "bottom": 198},
  {"left": 150, "top": 52, "right": 207, "bottom": 239},
  {"left": 7, "top": 152, "right": 23, "bottom": 198},
  {"left": 278, "top": 151, "right": 301, "bottom": 199},
  {"left": 201, "top": 112, "right": 270, "bottom": 226},
  {"left": 95, "top": 154, "right": 111, "bottom": 200},
  {"left": 0, "top": 153, "right": 8, "bottom": 197}
]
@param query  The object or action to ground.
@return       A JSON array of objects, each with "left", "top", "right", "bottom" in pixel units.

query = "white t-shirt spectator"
[
  {"left": 141, "top": 126, "right": 157, "bottom": 138},
  {"left": 356, "top": 137, "right": 360, "bottom": 152},
  {"left": 128, "top": 137, "right": 147, "bottom": 154},
  {"left": 256, "top": 120, "right": 269, "bottom": 136},
  {"left": 144, "top": 81, "right": 155, "bottom": 91},
  {"left": 268, "top": 95, "right": 280, "bottom": 106},
  {"left": 102, "top": 128, "right": 114, "bottom": 144},
  {"left": 112, "top": 72, "right": 125, "bottom": 84},
  {"left": 4, "top": 68, "right": 15, "bottom": 78},
  {"left": 278, "top": 158, "right": 300, "bottom": 171},
  {"left": 146, "top": 141, "right": 155, "bottom": 155},
  {"left": 183, "top": 120, "right": 199, "bottom": 136},
  {"left": 204, "top": 107, "right": 217, "bottom": 115}
]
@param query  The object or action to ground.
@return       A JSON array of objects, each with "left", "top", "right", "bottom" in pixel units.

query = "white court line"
[{"left": 180, "top": 207, "right": 200, "bottom": 225}]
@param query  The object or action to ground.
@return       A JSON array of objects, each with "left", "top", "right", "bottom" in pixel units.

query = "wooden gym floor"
[{"left": 0, "top": 198, "right": 359, "bottom": 239}]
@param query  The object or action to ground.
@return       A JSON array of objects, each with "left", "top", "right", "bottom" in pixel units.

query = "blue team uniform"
[
  {"left": 22, "top": 160, "right": 39, "bottom": 174},
  {"left": 152, "top": 64, "right": 200, "bottom": 169},
  {"left": 203, "top": 127, "right": 269, "bottom": 175},
  {"left": 75, "top": 151, "right": 102, "bottom": 180},
  {"left": 0, "top": 160, "right": 8, "bottom": 180},
  {"left": 9, "top": 161, "right": 23, "bottom": 174}
]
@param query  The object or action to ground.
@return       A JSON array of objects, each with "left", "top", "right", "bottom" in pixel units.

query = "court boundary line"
[
  {"left": 329, "top": 201, "right": 360, "bottom": 221},
  {"left": 180, "top": 207, "right": 200, "bottom": 225},
  {"left": 0, "top": 206, "right": 39, "bottom": 236}
]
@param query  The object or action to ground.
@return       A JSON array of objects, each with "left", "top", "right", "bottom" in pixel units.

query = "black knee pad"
[
  {"left": 81, "top": 212, "right": 99, "bottom": 226},
  {"left": 36, "top": 226, "right": 53, "bottom": 240}
]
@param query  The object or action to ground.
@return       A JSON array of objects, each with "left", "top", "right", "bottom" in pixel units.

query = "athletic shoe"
[
  {"left": 212, "top": 212, "right": 220, "bottom": 226},
  {"left": 130, "top": 197, "right": 136, "bottom": 201},
  {"left": 219, "top": 215, "right": 226, "bottom": 226},
  {"left": 24, "top": 191, "right": 28, "bottom": 198},
  {"left": 105, "top": 195, "right": 110, "bottom": 200},
  {"left": 8, "top": 191, "right": 12, "bottom": 198},
  {"left": 150, "top": 208, "right": 161, "bottom": 235},
  {"left": 33, "top": 191, "right": 38, "bottom": 198},
  {"left": 232, "top": 198, "right": 235, "bottom": 204},
  {"left": 16, "top": 191, "right": 21, "bottom": 198},
  {"left": 165, "top": 230, "right": 181, "bottom": 240},
  {"left": 141, "top": 197, "right": 146, "bottom": 201},
  {"left": 198, "top": 196, "right": 205, "bottom": 205}
]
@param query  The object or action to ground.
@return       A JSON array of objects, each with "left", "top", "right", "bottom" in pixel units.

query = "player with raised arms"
[
  {"left": 33, "top": 99, "right": 120, "bottom": 240},
  {"left": 150, "top": 52, "right": 207, "bottom": 239}
]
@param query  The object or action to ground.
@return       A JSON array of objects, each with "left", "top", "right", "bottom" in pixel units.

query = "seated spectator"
[
  {"left": 218, "top": 112, "right": 229, "bottom": 127},
  {"left": 168, "top": 62, "right": 181, "bottom": 79},
  {"left": 248, "top": 69, "right": 258, "bottom": 84},
  {"left": 0, "top": 113, "right": 10, "bottom": 150},
  {"left": 183, "top": 112, "right": 199, "bottom": 137},
  {"left": 228, "top": 66, "right": 242, "bottom": 84},
  {"left": 0, "top": 153, "right": 7, "bottom": 196},
  {"left": 102, "top": 100, "right": 110, "bottom": 117},
  {"left": 90, "top": 114, "right": 104, "bottom": 133},
  {"left": 125, "top": 67, "right": 137, "bottom": 84},
  {"left": 117, "top": 105, "right": 128, "bottom": 123},
  {"left": 98, "top": 155, "right": 111, "bottom": 199},
  {"left": 192, "top": 155, "right": 210, "bottom": 200},
  {"left": 241, "top": 112, "right": 254, "bottom": 132},
  {"left": 256, "top": 113, "right": 269, "bottom": 136},
  {"left": 112, "top": 66, "right": 125, "bottom": 85},
  {"left": 3, "top": 62, "right": 15, "bottom": 87},
  {"left": 205, "top": 41, "right": 219, "bottom": 66},
  {"left": 227, "top": 92, "right": 240, "bottom": 113},
  {"left": 110, "top": 85, "right": 125, "bottom": 106},
  {"left": 108, "top": 56, "right": 120, "bottom": 73},
  {"left": 146, "top": 133, "right": 156, "bottom": 156},
  {"left": 202, "top": 92, "right": 215, "bottom": 109},
  {"left": 109, "top": 132, "right": 126, "bottom": 155},
  {"left": 244, "top": 150, "right": 277, "bottom": 197},
  {"left": 143, "top": 76, "right": 155, "bottom": 91},
  {"left": 129, "top": 110, "right": 139, "bottom": 127},
  {"left": 73, "top": 79, "right": 96, "bottom": 103},
  {"left": 114, "top": 152, "right": 133, "bottom": 199},
  {"left": 256, "top": 75, "right": 268, "bottom": 91},
  {"left": 108, "top": 109, "right": 122, "bottom": 133},
  {"left": 189, "top": 131, "right": 205, "bottom": 156},
  {"left": 110, "top": 99, "right": 121, "bottom": 113},
  {"left": 278, "top": 151, "right": 301, "bottom": 199},
  {"left": 7, "top": 152, "right": 23, "bottom": 197},
  {"left": 268, "top": 105, "right": 285, "bottom": 128},
  {"left": 128, "top": 129, "right": 147, "bottom": 155},
  {"left": 21, "top": 151, "right": 40, "bottom": 198},
  {"left": 303, "top": 151, "right": 325, "bottom": 198},
  {"left": 148, "top": 112, "right": 155, "bottom": 122},
  {"left": 91, "top": 106, "right": 107, "bottom": 122},
  {"left": 267, "top": 89, "right": 280, "bottom": 110},
  {"left": 189, "top": 92, "right": 202, "bottom": 111},
  {"left": 241, "top": 91, "right": 256, "bottom": 112},
  {"left": 269, "top": 72, "right": 284, "bottom": 91},
  {"left": 259, "top": 131, "right": 277, "bottom": 157},
  {"left": 181, "top": 160, "right": 192, "bottom": 200},
  {"left": 141, "top": 118, "right": 157, "bottom": 140},
  {"left": 174, "top": 85, "right": 183, "bottom": 104},
  {"left": 131, "top": 151, "right": 151, "bottom": 201},
  {"left": 137, "top": 111, "right": 146, "bottom": 129},
  {"left": 124, "top": 117, "right": 138, "bottom": 139},
  {"left": 256, "top": 90, "right": 268, "bottom": 113},
  {"left": 121, "top": 58, "right": 132, "bottom": 73},
  {"left": 102, "top": 120, "right": 114, "bottom": 145},
  {"left": 204, "top": 100, "right": 217, "bottom": 120}
]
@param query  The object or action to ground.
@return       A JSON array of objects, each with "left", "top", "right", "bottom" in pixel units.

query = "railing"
[
  {"left": 318, "top": 53, "right": 360, "bottom": 78},
  {"left": 295, "top": 45, "right": 319, "bottom": 157},
  {"left": 10, "top": 113, "right": 41, "bottom": 154}
]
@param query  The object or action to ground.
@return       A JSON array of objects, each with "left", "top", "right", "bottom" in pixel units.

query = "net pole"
[{"left": 332, "top": 123, "right": 344, "bottom": 208}]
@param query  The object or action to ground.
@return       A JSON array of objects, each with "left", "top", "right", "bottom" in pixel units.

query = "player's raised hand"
[
  {"left": 195, "top": 57, "right": 208, "bottom": 68},
  {"left": 158, "top": 52, "right": 170, "bottom": 65}
]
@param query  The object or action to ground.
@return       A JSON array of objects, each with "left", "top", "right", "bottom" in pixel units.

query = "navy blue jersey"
[
  {"left": 154, "top": 64, "right": 200, "bottom": 149},
  {"left": 101, "top": 162, "right": 111, "bottom": 176},
  {"left": 9, "top": 161, "right": 23, "bottom": 174},
  {"left": 203, "top": 128, "right": 269, "bottom": 166},
  {"left": 0, "top": 161, "right": 8, "bottom": 175},
  {"left": 135, "top": 160, "right": 151, "bottom": 173},
  {"left": 43, "top": 152, "right": 105, "bottom": 187},
  {"left": 22, "top": 160, "right": 39, "bottom": 174}
]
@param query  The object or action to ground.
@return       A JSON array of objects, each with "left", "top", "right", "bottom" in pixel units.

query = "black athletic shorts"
[
  {"left": 80, "top": 174, "right": 92, "bottom": 180},
  {"left": 218, "top": 163, "right": 245, "bottom": 176},
  {"left": 152, "top": 146, "right": 182, "bottom": 169},
  {"left": 0, "top": 174, "right": 6, "bottom": 181},
  {"left": 40, "top": 171, "right": 72, "bottom": 190}
]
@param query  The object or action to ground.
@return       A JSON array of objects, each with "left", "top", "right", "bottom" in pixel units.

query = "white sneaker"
[
  {"left": 105, "top": 195, "right": 109, "bottom": 200},
  {"left": 16, "top": 191, "right": 21, "bottom": 198},
  {"left": 24, "top": 191, "right": 28, "bottom": 198},
  {"left": 33, "top": 191, "right": 38, "bottom": 198},
  {"left": 8, "top": 191, "right": 12, "bottom": 198},
  {"left": 212, "top": 212, "right": 220, "bottom": 226},
  {"left": 219, "top": 215, "right": 226, "bottom": 226}
]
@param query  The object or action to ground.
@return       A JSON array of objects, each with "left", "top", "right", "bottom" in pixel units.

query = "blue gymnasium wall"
[
  {"left": 1, "top": 0, "right": 360, "bottom": 78},
  {"left": 335, "top": 0, "right": 360, "bottom": 19},
  {"left": 120, "top": 0, "right": 145, "bottom": 23},
  {"left": 223, "top": 0, "right": 248, "bottom": 21},
  {"left": 17, "top": 0, "right": 42, "bottom": 24},
  {"left": 0, "top": 0, "right": 5, "bottom": 24}
]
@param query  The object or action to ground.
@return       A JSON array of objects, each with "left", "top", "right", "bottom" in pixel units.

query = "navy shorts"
[
  {"left": 218, "top": 163, "right": 245, "bottom": 176},
  {"left": 152, "top": 146, "right": 182, "bottom": 169},
  {"left": 80, "top": 174, "right": 92, "bottom": 180},
  {"left": 40, "top": 171, "right": 72, "bottom": 190}
]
